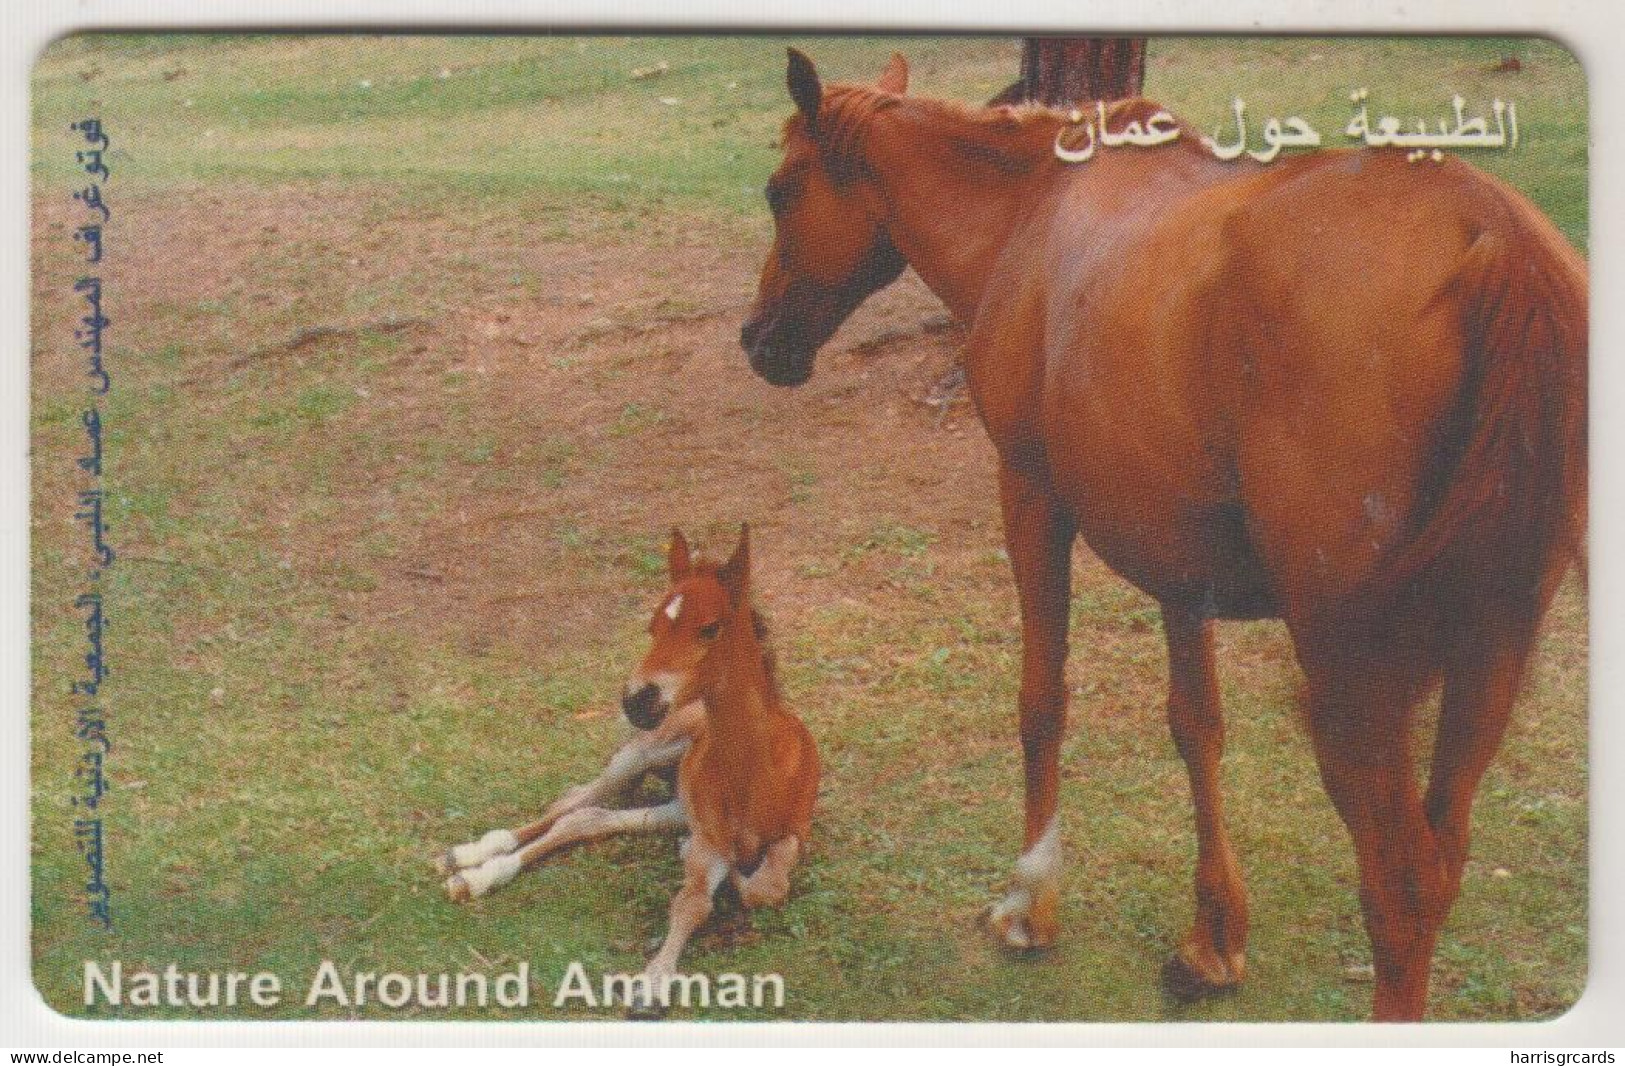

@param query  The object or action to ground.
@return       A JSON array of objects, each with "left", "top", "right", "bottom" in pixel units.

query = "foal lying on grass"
[
  {"left": 437, "top": 526, "right": 818, "bottom": 1016},
  {"left": 434, "top": 577, "right": 775, "bottom": 897},
  {"left": 619, "top": 524, "right": 819, "bottom": 1015}
]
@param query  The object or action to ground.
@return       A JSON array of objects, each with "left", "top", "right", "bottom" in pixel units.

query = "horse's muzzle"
[
  {"left": 741, "top": 315, "right": 815, "bottom": 387},
  {"left": 622, "top": 682, "right": 667, "bottom": 730}
]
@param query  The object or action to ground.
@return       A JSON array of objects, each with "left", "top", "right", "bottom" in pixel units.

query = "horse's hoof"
[
  {"left": 1160, "top": 948, "right": 1245, "bottom": 1004},
  {"left": 980, "top": 901, "right": 1055, "bottom": 955},
  {"left": 432, "top": 849, "right": 458, "bottom": 878},
  {"left": 444, "top": 873, "right": 472, "bottom": 904},
  {"left": 625, "top": 991, "right": 669, "bottom": 1021}
]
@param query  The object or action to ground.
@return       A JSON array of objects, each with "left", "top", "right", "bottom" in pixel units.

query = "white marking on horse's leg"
[
  {"left": 986, "top": 887, "right": 1035, "bottom": 947},
  {"left": 445, "top": 703, "right": 701, "bottom": 880},
  {"left": 987, "top": 815, "right": 1062, "bottom": 949},
  {"left": 447, "top": 850, "right": 523, "bottom": 900},
  {"left": 444, "top": 829, "right": 519, "bottom": 872},
  {"left": 1017, "top": 815, "right": 1062, "bottom": 888}
]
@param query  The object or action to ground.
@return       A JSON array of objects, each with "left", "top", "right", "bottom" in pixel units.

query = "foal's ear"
[
  {"left": 718, "top": 523, "right": 752, "bottom": 604},
  {"left": 878, "top": 52, "right": 909, "bottom": 94},
  {"left": 786, "top": 48, "right": 822, "bottom": 128},
  {"left": 667, "top": 528, "right": 691, "bottom": 580}
]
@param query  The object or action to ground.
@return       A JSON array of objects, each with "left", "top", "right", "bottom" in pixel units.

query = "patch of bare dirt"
[
  {"left": 406, "top": 233, "right": 999, "bottom": 654},
  {"left": 34, "top": 183, "right": 1022, "bottom": 663}
]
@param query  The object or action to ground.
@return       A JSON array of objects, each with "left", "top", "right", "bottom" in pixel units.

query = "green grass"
[
  {"left": 30, "top": 34, "right": 1586, "bottom": 1022},
  {"left": 32, "top": 34, "right": 1586, "bottom": 248}
]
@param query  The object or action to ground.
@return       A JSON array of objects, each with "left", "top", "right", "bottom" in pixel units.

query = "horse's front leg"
[
  {"left": 447, "top": 801, "right": 685, "bottom": 902},
  {"left": 625, "top": 840, "right": 729, "bottom": 1019},
  {"left": 435, "top": 700, "right": 702, "bottom": 879},
  {"left": 1160, "top": 604, "right": 1249, "bottom": 997},
  {"left": 985, "top": 462, "right": 1075, "bottom": 950}
]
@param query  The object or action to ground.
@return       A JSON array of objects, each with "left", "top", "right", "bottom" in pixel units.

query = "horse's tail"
[{"left": 1348, "top": 198, "right": 1587, "bottom": 695}]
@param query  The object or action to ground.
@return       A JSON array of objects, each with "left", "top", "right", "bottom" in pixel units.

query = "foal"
[
  {"left": 435, "top": 610, "right": 779, "bottom": 899},
  {"left": 436, "top": 536, "right": 763, "bottom": 903},
  {"left": 622, "top": 524, "right": 818, "bottom": 1015}
]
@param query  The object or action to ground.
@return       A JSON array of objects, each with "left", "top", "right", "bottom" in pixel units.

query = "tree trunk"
[{"left": 990, "top": 37, "right": 1147, "bottom": 107}]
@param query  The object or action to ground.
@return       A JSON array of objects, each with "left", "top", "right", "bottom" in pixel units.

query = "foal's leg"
[
  {"left": 626, "top": 840, "right": 729, "bottom": 1018},
  {"left": 985, "top": 463, "right": 1075, "bottom": 950},
  {"left": 447, "top": 800, "right": 685, "bottom": 901},
  {"left": 436, "top": 701, "right": 701, "bottom": 876},
  {"left": 1302, "top": 655, "right": 1448, "bottom": 1021},
  {"left": 1161, "top": 605, "right": 1249, "bottom": 994},
  {"left": 736, "top": 837, "right": 801, "bottom": 909}
]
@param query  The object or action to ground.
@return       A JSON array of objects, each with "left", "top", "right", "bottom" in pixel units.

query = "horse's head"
[
  {"left": 740, "top": 49, "right": 910, "bottom": 387},
  {"left": 622, "top": 526, "right": 754, "bottom": 729}
]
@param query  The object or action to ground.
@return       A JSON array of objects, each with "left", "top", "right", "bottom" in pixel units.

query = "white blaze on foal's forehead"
[{"left": 664, "top": 594, "right": 684, "bottom": 622}]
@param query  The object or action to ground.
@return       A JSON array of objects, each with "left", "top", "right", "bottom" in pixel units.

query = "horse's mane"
[
  {"left": 749, "top": 606, "right": 780, "bottom": 693},
  {"left": 787, "top": 85, "right": 903, "bottom": 183},
  {"left": 800, "top": 86, "right": 1201, "bottom": 181}
]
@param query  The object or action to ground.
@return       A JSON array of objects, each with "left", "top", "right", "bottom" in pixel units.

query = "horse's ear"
[
  {"left": 878, "top": 52, "right": 909, "bottom": 94},
  {"left": 786, "top": 48, "right": 822, "bottom": 129},
  {"left": 718, "top": 523, "right": 752, "bottom": 604},
  {"left": 667, "top": 528, "right": 691, "bottom": 580}
]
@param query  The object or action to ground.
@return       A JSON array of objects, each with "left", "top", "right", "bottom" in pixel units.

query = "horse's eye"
[
  {"left": 698, "top": 621, "right": 722, "bottom": 640},
  {"left": 765, "top": 183, "right": 787, "bottom": 214}
]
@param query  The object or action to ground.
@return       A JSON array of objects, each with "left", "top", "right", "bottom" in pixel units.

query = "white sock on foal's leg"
[
  {"left": 446, "top": 850, "right": 523, "bottom": 900},
  {"left": 447, "top": 829, "right": 519, "bottom": 871}
]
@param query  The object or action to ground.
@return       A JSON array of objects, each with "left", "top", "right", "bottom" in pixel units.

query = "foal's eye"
[
  {"left": 698, "top": 621, "right": 722, "bottom": 640},
  {"left": 765, "top": 183, "right": 787, "bottom": 214}
]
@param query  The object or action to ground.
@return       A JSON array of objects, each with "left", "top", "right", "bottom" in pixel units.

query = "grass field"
[{"left": 30, "top": 34, "right": 1586, "bottom": 1021}]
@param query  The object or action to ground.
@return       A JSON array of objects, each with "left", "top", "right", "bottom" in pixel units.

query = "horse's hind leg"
[
  {"left": 1301, "top": 648, "right": 1449, "bottom": 1021},
  {"left": 1161, "top": 605, "right": 1248, "bottom": 996},
  {"left": 736, "top": 836, "right": 801, "bottom": 909},
  {"left": 447, "top": 800, "right": 685, "bottom": 901},
  {"left": 1424, "top": 633, "right": 1525, "bottom": 921},
  {"left": 985, "top": 463, "right": 1075, "bottom": 951}
]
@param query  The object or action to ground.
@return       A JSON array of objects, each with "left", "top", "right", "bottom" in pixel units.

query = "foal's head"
[
  {"left": 622, "top": 526, "right": 759, "bottom": 730},
  {"left": 740, "top": 49, "right": 909, "bottom": 387}
]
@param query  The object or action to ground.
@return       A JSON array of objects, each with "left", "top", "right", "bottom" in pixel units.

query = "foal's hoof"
[
  {"left": 624, "top": 990, "right": 669, "bottom": 1021},
  {"left": 1160, "top": 947, "right": 1245, "bottom": 1004},
  {"left": 432, "top": 849, "right": 458, "bottom": 878},
  {"left": 444, "top": 873, "right": 472, "bottom": 904}
]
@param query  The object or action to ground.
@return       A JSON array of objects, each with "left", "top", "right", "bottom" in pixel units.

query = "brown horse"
[
  {"left": 741, "top": 49, "right": 1586, "bottom": 1020},
  {"left": 621, "top": 525, "right": 819, "bottom": 1016},
  {"left": 435, "top": 544, "right": 783, "bottom": 906}
]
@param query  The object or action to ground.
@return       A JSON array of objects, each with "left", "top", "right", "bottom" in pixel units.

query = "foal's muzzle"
[{"left": 622, "top": 682, "right": 667, "bottom": 730}]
